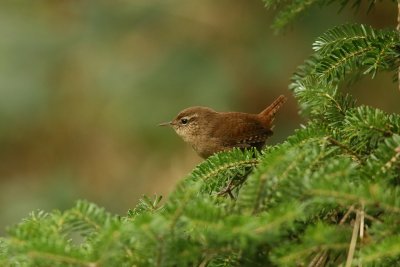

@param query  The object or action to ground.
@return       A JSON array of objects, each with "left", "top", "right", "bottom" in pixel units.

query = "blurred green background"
[{"left": 0, "top": 0, "right": 398, "bottom": 233}]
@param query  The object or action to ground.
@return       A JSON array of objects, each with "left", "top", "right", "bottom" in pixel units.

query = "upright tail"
[{"left": 258, "top": 95, "right": 287, "bottom": 126}]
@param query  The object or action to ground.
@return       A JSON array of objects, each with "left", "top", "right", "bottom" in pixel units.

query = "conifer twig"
[
  {"left": 381, "top": 145, "right": 400, "bottom": 173},
  {"left": 327, "top": 137, "right": 362, "bottom": 163},
  {"left": 359, "top": 202, "right": 365, "bottom": 240},
  {"left": 27, "top": 251, "right": 97, "bottom": 267},
  {"left": 308, "top": 250, "right": 328, "bottom": 267},
  {"left": 345, "top": 211, "right": 361, "bottom": 267},
  {"left": 339, "top": 205, "right": 355, "bottom": 225},
  {"left": 364, "top": 213, "right": 382, "bottom": 224}
]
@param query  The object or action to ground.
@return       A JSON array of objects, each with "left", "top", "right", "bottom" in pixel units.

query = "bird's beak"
[{"left": 158, "top": 121, "right": 172, "bottom": 126}]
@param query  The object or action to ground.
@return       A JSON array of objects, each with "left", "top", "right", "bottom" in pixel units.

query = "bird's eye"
[{"left": 181, "top": 118, "right": 188, "bottom": 125}]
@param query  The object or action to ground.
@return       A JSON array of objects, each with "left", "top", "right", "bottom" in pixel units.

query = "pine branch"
[
  {"left": 236, "top": 126, "right": 338, "bottom": 214},
  {"left": 291, "top": 24, "right": 399, "bottom": 110},
  {"left": 271, "top": 223, "right": 350, "bottom": 266},
  {"left": 341, "top": 106, "right": 400, "bottom": 154},
  {"left": 5, "top": 210, "right": 96, "bottom": 266},
  {"left": 190, "top": 148, "right": 260, "bottom": 195},
  {"left": 314, "top": 26, "right": 398, "bottom": 81},
  {"left": 359, "top": 235, "right": 400, "bottom": 264},
  {"left": 309, "top": 183, "right": 400, "bottom": 214},
  {"left": 265, "top": 0, "right": 397, "bottom": 31},
  {"left": 313, "top": 24, "right": 375, "bottom": 54},
  {"left": 127, "top": 194, "right": 164, "bottom": 218},
  {"left": 264, "top": 0, "right": 326, "bottom": 30}
]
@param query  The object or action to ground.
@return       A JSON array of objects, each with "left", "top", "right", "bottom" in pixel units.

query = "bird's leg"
[
  {"left": 217, "top": 178, "right": 236, "bottom": 199},
  {"left": 217, "top": 167, "right": 253, "bottom": 199}
]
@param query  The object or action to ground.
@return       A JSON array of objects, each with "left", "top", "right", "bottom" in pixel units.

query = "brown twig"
[
  {"left": 345, "top": 211, "right": 361, "bottom": 267},
  {"left": 359, "top": 202, "right": 365, "bottom": 240},
  {"left": 308, "top": 250, "right": 329, "bottom": 267},
  {"left": 339, "top": 205, "right": 355, "bottom": 225}
]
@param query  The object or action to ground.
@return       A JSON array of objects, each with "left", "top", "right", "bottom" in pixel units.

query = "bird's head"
[{"left": 159, "top": 107, "right": 216, "bottom": 144}]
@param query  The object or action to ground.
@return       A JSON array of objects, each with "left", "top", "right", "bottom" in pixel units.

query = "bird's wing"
[{"left": 211, "top": 114, "right": 273, "bottom": 148}]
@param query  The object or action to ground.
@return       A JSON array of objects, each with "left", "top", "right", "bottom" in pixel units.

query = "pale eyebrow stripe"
[{"left": 188, "top": 114, "right": 198, "bottom": 120}]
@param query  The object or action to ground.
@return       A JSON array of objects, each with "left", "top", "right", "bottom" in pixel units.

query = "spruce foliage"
[{"left": 1, "top": 1, "right": 400, "bottom": 266}]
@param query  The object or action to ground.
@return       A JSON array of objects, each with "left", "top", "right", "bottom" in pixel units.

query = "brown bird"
[{"left": 159, "top": 95, "right": 287, "bottom": 158}]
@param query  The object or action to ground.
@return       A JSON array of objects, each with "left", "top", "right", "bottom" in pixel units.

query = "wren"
[{"left": 159, "top": 95, "right": 287, "bottom": 158}]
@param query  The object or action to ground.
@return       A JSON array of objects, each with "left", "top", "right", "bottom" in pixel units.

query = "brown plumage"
[{"left": 159, "top": 95, "right": 287, "bottom": 158}]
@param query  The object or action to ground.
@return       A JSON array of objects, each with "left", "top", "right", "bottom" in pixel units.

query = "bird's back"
[
  {"left": 208, "top": 94, "right": 287, "bottom": 152},
  {"left": 210, "top": 112, "right": 273, "bottom": 150}
]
